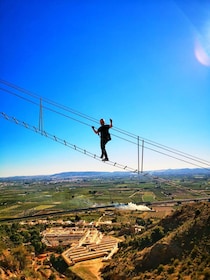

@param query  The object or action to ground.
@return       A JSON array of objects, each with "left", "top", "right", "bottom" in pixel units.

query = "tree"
[
  {"left": 12, "top": 245, "right": 29, "bottom": 270},
  {"left": 136, "top": 217, "right": 145, "bottom": 226},
  {"left": 0, "top": 249, "right": 18, "bottom": 272},
  {"left": 32, "top": 241, "right": 46, "bottom": 255},
  {"left": 151, "top": 226, "right": 164, "bottom": 243},
  {"left": 50, "top": 255, "right": 68, "bottom": 274},
  {"left": 75, "top": 215, "right": 81, "bottom": 222},
  {"left": 20, "top": 230, "right": 31, "bottom": 243},
  {"left": 49, "top": 274, "right": 56, "bottom": 280},
  {"left": 10, "top": 232, "right": 23, "bottom": 245}
]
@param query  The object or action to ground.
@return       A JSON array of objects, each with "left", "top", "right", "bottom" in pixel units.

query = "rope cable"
[
  {"left": 1, "top": 111, "right": 210, "bottom": 193},
  {"left": 1, "top": 79, "right": 210, "bottom": 168},
  {"left": 1, "top": 111, "right": 210, "bottom": 173},
  {"left": 143, "top": 140, "right": 210, "bottom": 167},
  {"left": 0, "top": 112, "right": 137, "bottom": 173},
  {"left": 1, "top": 81, "right": 206, "bottom": 166}
]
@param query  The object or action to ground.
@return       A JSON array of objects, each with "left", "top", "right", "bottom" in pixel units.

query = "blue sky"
[{"left": 0, "top": 0, "right": 210, "bottom": 177}]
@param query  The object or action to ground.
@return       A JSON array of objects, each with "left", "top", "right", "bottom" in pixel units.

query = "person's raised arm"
[
  {"left": 109, "top": 119, "right": 113, "bottom": 128},
  {"left": 92, "top": 126, "right": 99, "bottom": 134}
]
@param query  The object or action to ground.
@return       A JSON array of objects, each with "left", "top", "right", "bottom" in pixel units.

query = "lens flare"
[{"left": 194, "top": 38, "right": 210, "bottom": 66}]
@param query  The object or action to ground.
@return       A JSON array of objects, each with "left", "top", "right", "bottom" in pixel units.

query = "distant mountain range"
[
  {"left": 150, "top": 168, "right": 210, "bottom": 176},
  {"left": 0, "top": 168, "right": 209, "bottom": 181}
]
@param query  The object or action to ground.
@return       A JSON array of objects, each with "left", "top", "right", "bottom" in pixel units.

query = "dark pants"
[{"left": 101, "top": 138, "right": 109, "bottom": 159}]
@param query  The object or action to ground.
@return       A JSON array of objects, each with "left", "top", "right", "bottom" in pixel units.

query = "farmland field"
[{"left": 0, "top": 173, "right": 209, "bottom": 221}]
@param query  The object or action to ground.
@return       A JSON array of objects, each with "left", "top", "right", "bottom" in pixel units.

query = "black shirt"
[{"left": 98, "top": 125, "right": 110, "bottom": 140}]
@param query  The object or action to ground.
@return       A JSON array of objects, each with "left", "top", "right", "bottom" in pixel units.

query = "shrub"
[
  {"left": 167, "top": 266, "right": 175, "bottom": 274},
  {"left": 173, "top": 259, "right": 179, "bottom": 267},
  {"left": 157, "top": 264, "right": 164, "bottom": 274}
]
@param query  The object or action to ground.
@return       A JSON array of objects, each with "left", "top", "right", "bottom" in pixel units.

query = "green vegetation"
[
  {"left": 142, "top": 191, "right": 155, "bottom": 202},
  {"left": 0, "top": 173, "right": 209, "bottom": 220},
  {"left": 101, "top": 202, "right": 210, "bottom": 280},
  {"left": 0, "top": 173, "right": 209, "bottom": 279}
]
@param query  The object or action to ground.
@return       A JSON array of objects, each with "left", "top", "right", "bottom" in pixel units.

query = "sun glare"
[
  {"left": 195, "top": 39, "right": 210, "bottom": 67},
  {"left": 194, "top": 21, "right": 210, "bottom": 67}
]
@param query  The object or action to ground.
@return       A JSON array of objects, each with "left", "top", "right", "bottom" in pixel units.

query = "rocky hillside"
[{"left": 101, "top": 202, "right": 210, "bottom": 280}]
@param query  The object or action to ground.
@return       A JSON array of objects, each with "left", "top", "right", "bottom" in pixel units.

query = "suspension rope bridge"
[
  {"left": 0, "top": 111, "right": 183, "bottom": 188},
  {"left": 0, "top": 112, "right": 138, "bottom": 173},
  {"left": 1, "top": 79, "right": 210, "bottom": 176}
]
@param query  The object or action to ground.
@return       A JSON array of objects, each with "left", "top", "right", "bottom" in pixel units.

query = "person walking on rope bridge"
[{"left": 92, "top": 118, "right": 113, "bottom": 161}]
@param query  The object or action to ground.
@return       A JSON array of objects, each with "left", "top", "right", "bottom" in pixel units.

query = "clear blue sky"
[{"left": 0, "top": 0, "right": 210, "bottom": 177}]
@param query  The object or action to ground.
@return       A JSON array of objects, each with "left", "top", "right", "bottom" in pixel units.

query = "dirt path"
[{"left": 71, "top": 258, "right": 105, "bottom": 280}]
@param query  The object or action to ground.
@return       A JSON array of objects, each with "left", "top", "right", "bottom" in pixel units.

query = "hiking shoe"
[{"left": 102, "top": 158, "right": 109, "bottom": 161}]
